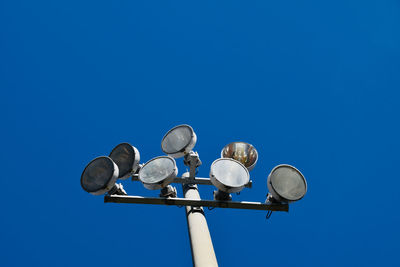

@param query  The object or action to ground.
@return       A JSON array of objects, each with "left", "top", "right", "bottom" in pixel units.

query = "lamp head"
[
  {"left": 267, "top": 164, "right": 307, "bottom": 203},
  {"left": 109, "top": 143, "right": 140, "bottom": 180},
  {"left": 221, "top": 142, "right": 258, "bottom": 171},
  {"left": 210, "top": 158, "right": 250, "bottom": 194},
  {"left": 161, "top": 124, "right": 197, "bottom": 158},
  {"left": 81, "top": 156, "right": 119, "bottom": 195},
  {"left": 138, "top": 156, "right": 178, "bottom": 190}
]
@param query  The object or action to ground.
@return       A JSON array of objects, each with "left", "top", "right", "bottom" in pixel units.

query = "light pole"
[
  {"left": 81, "top": 124, "right": 307, "bottom": 267},
  {"left": 182, "top": 173, "right": 218, "bottom": 267}
]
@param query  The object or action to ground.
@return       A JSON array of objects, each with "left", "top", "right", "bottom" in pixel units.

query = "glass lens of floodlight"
[
  {"left": 221, "top": 142, "right": 258, "bottom": 171},
  {"left": 270, "top": 165, "right": 306, "bottom": 201},
  {"left": 109, "top": 143, "right": 139, "bottom": 179},
  {"left": 139, "top": 157, "right": 176, "bottom": 184},
  {"left": 161, "top": 125, "right": 195, "bottom": 156},
  {"left": 210, "top": 158, "right": 249, "bottom": 192},
  {"left": 81, "top": 156, "right": 117, "bottom": 193}
]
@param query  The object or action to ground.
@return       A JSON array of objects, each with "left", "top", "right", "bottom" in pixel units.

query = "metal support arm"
[
  {"left": 131, "top": 174, "right": 253, "bottom": 188},
  {"left": 104, "top": 195, "right": 289, "bottom": 212}
]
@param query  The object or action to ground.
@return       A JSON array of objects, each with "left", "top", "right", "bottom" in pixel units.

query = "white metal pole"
[{"left": 182, "top": 172, "right": 218, "bottom": 267}]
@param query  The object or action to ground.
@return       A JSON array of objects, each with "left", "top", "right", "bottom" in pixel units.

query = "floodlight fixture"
[
  {"left": 267, "top": 164, "right": 307, "bottom": 203},
  {"left": 210, "top": 158, "right": 250, "bottom": 194},
  {"left": 221, "top": 142, "right": 258, "bottom": 171},
  {"left": 81, "top": 156, "right": 125, "bottom": 195},
  {"left": 109, "top": 142, "right": 140, "bottom": 179},
  {"left": 161, "top": 124, "right": 197, "bottom": 158},
  {"left": 138, "top": 156, "right": 178, "bottom": 190},
  {"left": 81, "top": 125, "right": 306, "bottom": 267}
]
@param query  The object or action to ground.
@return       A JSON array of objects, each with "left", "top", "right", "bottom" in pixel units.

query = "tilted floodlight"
[
  {"left": 210, "top": 158, "right": 250, "bottom": 194},
  {"left": 81, "top": 156, "right": 126, "bottom": 195},
  {"left": 138, "top": 156, "right": 178, "bottom": 190},
  {"left": 221, "top": 142, "right": 258, "bottom": 171},
  {"left": 161, "top": 124, "right": 197, "bottom": 158},
  {"left": 109, "top": 142, "right": 140, "bottom": 179},
  {"left": 267, "top": 164, "right": 307, "bottom": 203}
]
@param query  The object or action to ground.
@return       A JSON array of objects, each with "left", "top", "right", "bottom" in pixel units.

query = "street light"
[
  {"left": 161, "top": 124, "right": 197, "bottom": 158},
  {"left": 81, "top": 156, "right": 126, "bottom": 195},
  {"left": 138, "top": 156, "right": 178, "bottom": 190},
  {"left": 210, "top": 158, "right": 250, "bottom": 200},
  {"left": 267, "top": 164, "right": 307, "bottom": 203},
  {"left": 109, "top": 143, "right": 140, "bottom": 179},
  {"left": 221, "top": 142, "right": 258, "bottom": 171},
  {"left": 81, "top": 124, "right": 307, "bottom": 267}
]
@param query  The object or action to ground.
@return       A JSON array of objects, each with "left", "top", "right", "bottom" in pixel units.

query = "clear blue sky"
[{"left": 1, "top": 1, "right": 399, "bottom": 266}]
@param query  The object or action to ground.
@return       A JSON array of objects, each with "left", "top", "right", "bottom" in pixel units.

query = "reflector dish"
[
  {"left": 221, "top": 142, "right": 258, "bottom": 171},
  {"left": 138, "top": 156, "right": 178, "bottom": 190},
  {"left": 161, "top": 124, "right": 197, "bottom": 158},
  {"left": 81, "top": 156, "right": 119, "bottom": 195},
  {"left": 267, "top": 164, "right": 307, "bottom": 202},
  {"left": 109, "top": 143, "right": 140, "bottom": 179},
  {"left": 210, "top": 158, "right": 250, "bottom": 193}
]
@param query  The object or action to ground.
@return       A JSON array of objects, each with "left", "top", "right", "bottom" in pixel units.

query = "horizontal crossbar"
[
  {"left": 104, "top": 195, "right": 288, "bottom": 212},
  {"left": 131, "top": 174, "right": 253, "bottom": 188}
]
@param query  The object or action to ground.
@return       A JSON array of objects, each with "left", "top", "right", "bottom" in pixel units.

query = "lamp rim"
[
  {"left": 161, "top": 124, "right": 197, "bottom": 158},
  {"left": 109, "top": 142, "right": 140, "bottom": 180},
  {"left": 220, "top": 141, "right": 258, "bottom": 171},
  {"left": 138, "top": 156, "right": 178, "bottom": 190},
  {"left": 81, "top": 156, "right": 119, "bottom": 195},
  {"left": 210, "top": 157, "right": 250, "bottom": 193},
  {"left": 267, "top": 164, "right": 307, "bottom": 202}
]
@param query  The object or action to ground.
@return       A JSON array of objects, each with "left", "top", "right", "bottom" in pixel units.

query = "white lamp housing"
[
  {"left": 109, "top": 142, "right": 140, "bottom": 180},
  {"left": 161, "top": 124, "right": 197, "bottom": 158},
  {"left": 138, "top": 156, "right": 178, "bottom": 190},
  {"left": 267, "top": 164, "right": 307, "bottom": 202},
  {"left": 210, "top": 158, "right": 250, "bottom": 193},
  {"left": 81, "top": 156, "right": 119, "bottom": 195}
]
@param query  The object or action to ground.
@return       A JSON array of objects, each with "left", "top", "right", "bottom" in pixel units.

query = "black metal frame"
[{"left": 105, "top": 195, "right": 289, "bottom": 212}]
